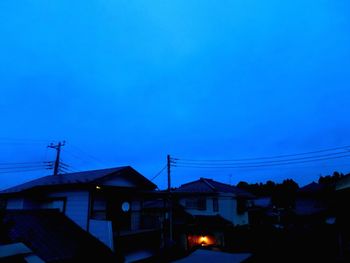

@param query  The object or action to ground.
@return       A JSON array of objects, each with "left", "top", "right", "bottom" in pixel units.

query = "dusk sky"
[{"left": 1, "top": 0, "right": 350, "bottom": 190}]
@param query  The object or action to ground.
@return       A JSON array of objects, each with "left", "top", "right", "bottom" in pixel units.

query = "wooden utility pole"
[
  {"left": 167, "top": 155, "right": 171, "bottom": 191},
  {"left": 167, "top": 154, "right": 173, "bottom": 242},
  {"left": 48, "top": 141, "right": 65, "bottom": 176}
]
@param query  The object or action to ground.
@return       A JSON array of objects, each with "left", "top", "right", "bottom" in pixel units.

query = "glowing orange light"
[
  {"left": 199, "top": 235, "right": 207, "bottom": 244},
  {"left": 187, "top": 234, "right": 216, "bottom": 248}
]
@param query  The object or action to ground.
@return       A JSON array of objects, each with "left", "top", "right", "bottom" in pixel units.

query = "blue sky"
[{"left": 1, "top": 0, "right": 350, "bottom": 189}]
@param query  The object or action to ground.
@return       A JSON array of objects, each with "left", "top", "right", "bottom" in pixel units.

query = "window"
[
  {"left": 197, "top": 198, "right": 206, "bottom": 210},
  {"left": 185, "top": 199, "right": 197, "bottom": 209},
  {"left": 237, "top": 198, "right": 247, "bottom": 214},
  {"left": 91, "top": 196, "right": 107, "bottom": 220},
  {"left": 213, "top": 198, "right": 219, "bottom": 212},
  {"left": 42, "top": 198, "right": 66, "bottom": 213},
  {"left": 185, "top": 198, "right": 207, "bottom": 210},
  {"left": 0, "top": 198, "right": 7, "bottom": 211}
]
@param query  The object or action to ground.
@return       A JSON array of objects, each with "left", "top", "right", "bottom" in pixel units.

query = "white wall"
[
  {"left": 218, "top": 195, "right": 235, "bottom": 224},
  {"left": 180, "top": 194, "right": 249, "bottom": 225},
  {"left": 179, "top": 197, "right": 216, "bottom": 217},
  {"left": 47, "top": 190, "right": 90, "bottom": 230},
  {"left": 219, "top": 196, "right": 248, "bottom": 225},
  {"left": 89, "top": 219, "right": 114, "bottom": 250},
  {"left": 6, "top": 190, "right": 90, "bottom": 230}
]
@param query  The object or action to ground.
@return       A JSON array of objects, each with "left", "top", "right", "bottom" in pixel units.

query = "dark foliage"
[
  {"left": 318, "top": 171, "right": 345, "bottom": 185},
  {"left": 237, "top": 179, "right": 299, "bottom": 209}
]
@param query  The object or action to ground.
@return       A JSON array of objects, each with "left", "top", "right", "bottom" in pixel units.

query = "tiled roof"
[
  {"left": 0, "top": 166, "right": 156, "bottom": 194},
  {"left": 1, "top": 210, "right": 119, "bottom": 262},
  {"left": 174, "top": 178, "right": 254, "bottom": 198}
]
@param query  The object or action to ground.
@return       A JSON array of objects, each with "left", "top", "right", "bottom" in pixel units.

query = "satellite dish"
[{"left": 121, "top": 202, "right": 130, "bottom": 212}]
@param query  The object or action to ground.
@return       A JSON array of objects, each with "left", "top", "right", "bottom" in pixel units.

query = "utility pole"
[
  {"left": 48, "top": 141, "right": 65, "bottom": 176},
  {"left": 167, "top": 154, "right": 173, "bottom": 242},
  {"left": 167, "top": 155, "right": 171, "bottom": 191}
]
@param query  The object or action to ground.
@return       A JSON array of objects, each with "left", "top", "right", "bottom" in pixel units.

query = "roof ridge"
[
  {"left": 0, "top": 166, "right": 156, "bottom": 194},
  {"left": 179, "top": 179, "right": 201, "bottom": 188},
  {"left": 200, "top": 178, "right": 216, "bottom": 191},
  {"left": 211, "top": 179, "right": 234, "bottom": 187},
  {"left": 60, "top": 166, "right": 130, "bottom": 177}
]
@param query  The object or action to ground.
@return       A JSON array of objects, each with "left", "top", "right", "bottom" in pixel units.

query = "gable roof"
[
  {"left": 174, "top": 178, "right": 254, "bottom": 198},
  {"left": 298, "top": 182, "right": 324, "bottom": 194},
  {"left": 0, "top": 166, "right": 156, "bottom": 194},
  {"left": 1, "top": 210, "right": 119, "bottom": 262},
  {"left": 336, "top": 173, "right": 350, "bottom": 191}
]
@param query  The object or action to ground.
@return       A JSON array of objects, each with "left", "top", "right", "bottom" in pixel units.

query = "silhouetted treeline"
[
  {"left": 237, "top": 171, "right": 346, "bottom": 197},
  {"left": 237, "top": 179, "right": 298, "bottom": 197},
  {"left": 318, "top": 171, "right": 345, "bottom": 185},
  {"left": 236, "top": 171, "right": 347, "bottom": 209},
  {"left": 237, "top": 179, "right": 299, "bottom": 208}
]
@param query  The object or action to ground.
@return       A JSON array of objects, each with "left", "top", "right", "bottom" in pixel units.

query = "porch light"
[
  {"left": 199, "top": 235, "right": 207, "bottom": 245},
  {"left": 96, "top": 186, "right": 101, "bottom": 190}
]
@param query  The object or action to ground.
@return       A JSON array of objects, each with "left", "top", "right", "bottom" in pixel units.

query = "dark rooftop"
[
  {"left": 0, "top": 166, "right": 156, "bottom": 194},
  {"left": 174, "top": 178, "right": 254, "bottom": 198},
  {"left": 298, "top": 182, "right": 325, "bottom": 194},
  {"left": 1, "top": 209, "right": 119, "bottom": 262}
]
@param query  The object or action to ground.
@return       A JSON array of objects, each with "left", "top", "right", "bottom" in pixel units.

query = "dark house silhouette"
[{"left": 0, "top": 166, "right": 163, "bottom": 261}]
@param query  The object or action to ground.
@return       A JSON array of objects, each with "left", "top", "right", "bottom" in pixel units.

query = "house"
[
  {"left": 247, "top": 196, "right": 272, "bottom": 226},
  {"left": 256, "top": 182, "right": 333, "bottom": 228},
  {"left": 335, "top": 174, "right": 350, "bottom": 260},
  {"left": 294, "top": 182, "right": 331, "bottom": 222},
  {"left": 0, "top": 166, "right": 162, "bottom": 261},
  {"left": 172, "top": 178, "right": 254, "bottom": 249},
  {"left": 174, "top": 178, "right": 253, "bottom": 225}
]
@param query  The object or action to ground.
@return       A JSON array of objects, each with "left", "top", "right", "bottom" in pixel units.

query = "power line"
[
  {"left": 63, "top": 149, "right": 103, "bottom": 171},
  {"left": 174, "top": 151, "right": 350, "bottom": 166},
  {"left": 0, "top": 138, "right": 52, "bottom": 147},
  {"left": 59, "top": 160, "right": 81, "bottom": 173},
  {"left": 63, "top": 150, "right": 90, "bottom": 164},
  {"left": 0, "top": 139, "right": 81, "bottom": 175},
  {"left": 150, "top": 165, "right": 167, "bottom": 181},
  {"left": 175, "top": 145, "right": 350, "bottom": 162},
  {"left": 0, "top": 165, "right": 50, "bottom": 170},
  {"left": 58, "top": 166, "right": 71, "bottom": 174},
  {"left": 0, "top": 168, "right": 48, "bottom": 174},
  {"left": 50, "top": 145, "right": 102, "bottom": 173},
  {"left": 173, "top": 154, "right": 350, "bottom": 169},
  {"left": 0, "top": 137, "right": 52, "bottom": 143},
  {"left": 59, "top": 164, "right": 69, "bottom": 169},
  {"left": 68, "top": 144, "right": 109, "bottom": 167},
  {"left": 0, "top": 161, "right": 46, "bottom": 166}
]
